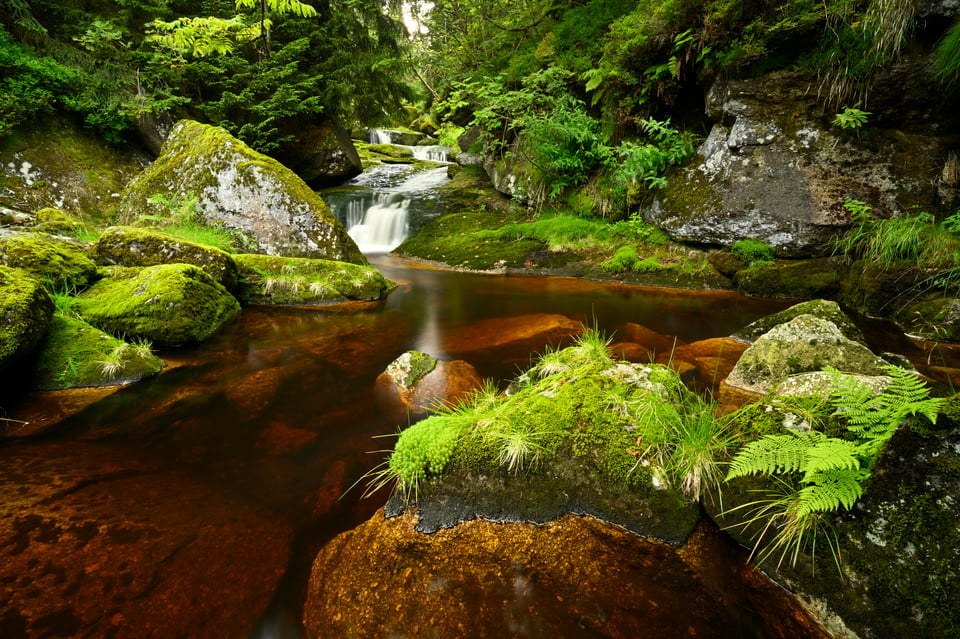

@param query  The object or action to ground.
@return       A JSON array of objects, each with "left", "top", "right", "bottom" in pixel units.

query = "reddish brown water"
[{"left": 4, "top": 256, "right": 959, "bottom": 638}]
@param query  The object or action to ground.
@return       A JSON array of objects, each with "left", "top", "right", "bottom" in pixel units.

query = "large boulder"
[
  {"left": 94, "top": 226, "right": 239, "bottom": 290},
  {"left": 0, "top": 115, "right": 148, "bottom": 225},
  {"left": 303, "top": 510, "right": 830, "bottom": 638},
  {"left": 273, "top": 117, "right": 363, "bottom": 188},
  {"left": 0, "top": 266, "right": 53, "bottom": 371},
  {"left": 724, "top": 314, "right": 888, "bottom": 396},
  {"left": 645, "top": 66, "right": 958, "bottom": 257},
  {"left": 233, "top": 253, "right": 395, "bottom": 306},
  {"left": 0, "top": 230, "right": 98, "bottom": 291},
  {"left": 76, "top": 264, "right": 240, "bottom": 346},
  {"left": 114, "top": 120, "right": 366, "bottom": 263},
  {"left": 482, "top": 136, "right": 549, "bottom": 206},
  {"left": 373, "top": 351, "right": 483, "bottom": 423}
]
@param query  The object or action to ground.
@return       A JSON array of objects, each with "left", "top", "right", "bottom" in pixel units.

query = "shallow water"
[{"left": 5, "top": 257, "right": 960, "bottom": 638}]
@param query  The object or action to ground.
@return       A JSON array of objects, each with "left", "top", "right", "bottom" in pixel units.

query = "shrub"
[{"left": 730, "top": 239, "right": 775, "bottom": 264}]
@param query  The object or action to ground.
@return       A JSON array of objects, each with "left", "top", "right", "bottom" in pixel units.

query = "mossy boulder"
[
  {"left": 32, "top": 313, "right": 165, "bottom": 390},
  {"left": 233, "top": 253, "right": 395, "bottom": 306},
  {"left": 383, "top": 343, "right": 702, "bottom": 543},
  {"left": 0, "top": 230, "right": 98, "bottom": 290},
  {"left": 0, "top": 266, "right": 53, "bottom": 371},
  {"left": 76, "top": 264, "right": 241, "bottom": 346},
  {"left": 733, "top": 299, "right": 865, "bottom": 344},
  {"left": 114, "top": 120, "right": 366, "bottom": 264},
  {"left": 94, "top": 226, "right": 239, "bottom": 290},
  {"left": 0, "top": 114, "right": 147, "bottom": 225},
  {"left": 483, "top": 135, "right": 549, "bottom": 206},
  {"left": 366, "top": 143, "right": 415, "bottom": 160},
  {"left": 34, "top": 208, "right": 84, "bottom": 235},
  {"left": 732, "top": 258, "right": 846, "bottom": 300},
  {"left": 724, "top": 314, "right": 887, "bottom": 395}
]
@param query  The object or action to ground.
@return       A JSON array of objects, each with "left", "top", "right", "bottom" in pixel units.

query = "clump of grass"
[{"left": 730, "top": 239, "right": 776, "bottom": 265}]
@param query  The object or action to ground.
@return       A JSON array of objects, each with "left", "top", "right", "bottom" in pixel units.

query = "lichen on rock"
[
  {"left": 114, "top": 120, "right": 366, "bottom": 264},
  {"left": 0, "top": 229, "right": 98, "bottom": 291},
  {"left": 76, "top": 263, "right": 241, "bottom": 346},
  {"left": 233, "top": 253, "right": 395, "bottom": 306},
  {"left": 725, "top": 314, "right": 887, "bottom": 395},
  {"left": 94, "top": 226, "right": 239, "bottom": 291},
  {"left": 0, "top": 265, "right": 53, "bottom": 371}
]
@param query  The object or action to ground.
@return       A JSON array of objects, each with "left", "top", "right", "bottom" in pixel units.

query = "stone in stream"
[
  {"left": 441, "top": 313, "right": 583, "bottom": 364},
  {"left": 373, "top": 351, "right": 483, "bottom": 423},
  {"left": 115, "top": 120, "right": 366, "bottom": 264},
  {"left": 0, "top": 229, "right": 98, "bottom": 291},
  {"left": 0, "top": 265, "right": 53, "bottom": 372}
]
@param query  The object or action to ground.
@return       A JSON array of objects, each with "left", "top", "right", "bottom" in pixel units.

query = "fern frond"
[
  {"left": 725, "top": 432, "right": 822, "bottom": 480},
  {"left": 801, "top": 438, "right": 861, "bottom": 482},
  {"left": 881, "top": 365, "right": 945, "bottom": 427},
  {"left": 795, "top": 468, "right": 864, "bottom": 516}
]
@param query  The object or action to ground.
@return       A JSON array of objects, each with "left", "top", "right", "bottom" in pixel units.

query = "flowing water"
[{"left": 5, "top": 162, "right": 960, "bottom": 638}]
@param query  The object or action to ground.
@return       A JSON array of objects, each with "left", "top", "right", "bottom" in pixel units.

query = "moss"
[
  {"left": 32, "top": 312, "right": 165, "bottom": 390},
  {"left": 734, "top": 298, "right": 864, "bottom": 344},
  {"left": 733, "top": 258, "right": 846, "bottom": 300},
  {"left": 94, "top": 226, "right": 240, "bottom": 290},
  {"left": 34, "top": 208, "right": 83, "bottom": 235},
  {"left": 0, "top": 265, "right": 53, "bottom": 370},
  {"left": 114, "top": 120, "right": 366, "bottom": 265},
  {"left": 365, "top": 143, "right": 414, "bottom": 159},
  {"left": 0, "top": 231, "right": 98, "bottom": 290},
  {"left": 232, "top": 253, "right": 395, "bottom": 306},
  {"left": 76, "top": 263, "right": 241, "bottom": 346}
]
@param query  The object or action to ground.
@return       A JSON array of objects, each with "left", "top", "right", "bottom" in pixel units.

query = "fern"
[{"left": 725, "top": 365, "right": 943, "bottom": 573}]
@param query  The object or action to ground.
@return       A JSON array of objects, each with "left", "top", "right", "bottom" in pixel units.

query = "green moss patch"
[
  {"left": 233, "top": 253, "right": 395, "bottom": 306},
  {"left": 32, "top": 313, "right": 164, "bottom": 390},
  {"left": 0, "top": 230, "right": 98, "bottom": 290},
  {"left": 95, "top": 226, "right": 239, "bottom": 290},
  {"left": 76, "top": 263, "right": 240, "bottom": 346},
  {"left": 0, "top": 265, "right": 53, "bottom": 370}
]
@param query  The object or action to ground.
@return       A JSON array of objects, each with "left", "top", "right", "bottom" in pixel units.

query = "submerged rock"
[
  {"left": 94, "top": 226, "right": 239, "bottom": 290},
  {"left": 0, "top": 265, "right": 53, "bottom": 371},
  {"left": 114, "top": 120, "right": 366, "bottom": 263},
  {"left": 724, "top": 314, "right": 887, "bottom": 395},
  {"left": 303, "top": 511, "right": 830, "bottom": 639},
  {"left": 442, "top": 312, "right": 583, "bottom": 364},
  {"left": 77, "top": 264, "right": 240, "bottom": 346},
  {"left": 233, "top": 253, "right": 395, "bottom": 305},
  {"left": 0, "top": 440, "right": 292, "bottom": 639},
  {"left": 374, "top": 351, "right": 483, "bottom": 423},
  {"left": 0, "top": 230, "right": 98, "bottom": 291}
]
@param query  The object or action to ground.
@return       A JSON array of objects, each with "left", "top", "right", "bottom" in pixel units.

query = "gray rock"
[
  {"left": 274, "top": 117, "right": 363, "bottom": 188},
  {"left": 725, "top": 314, "right": 888, "bottom": 395},
  {"left": 734, "top": 299, "right": 865, "bottom": 344},
  {"left": 115, "top": 120, "right": 366, "bottom": 264}
]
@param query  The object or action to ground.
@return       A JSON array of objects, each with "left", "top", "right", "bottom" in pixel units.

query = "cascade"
[
  {"left": 325, "top": 166, "right": 450, "bottom": 254},
  {"left": 369, "top": 129, "right": 393, "bottom": 144}
]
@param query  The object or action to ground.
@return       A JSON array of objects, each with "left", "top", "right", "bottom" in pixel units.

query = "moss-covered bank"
[{"left": 233, "top": 253, "right": 396, "bottom": 305}]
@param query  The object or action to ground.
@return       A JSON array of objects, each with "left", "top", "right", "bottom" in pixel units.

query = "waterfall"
[
  {"left": 345, "top": 193, "right": 410, "bottom": 253},
  {"left": 410, "top": 145, "right": 450, "bottom": 163},
  {"left": 369, "top": 129, "right": 393, "bottom": 144}
]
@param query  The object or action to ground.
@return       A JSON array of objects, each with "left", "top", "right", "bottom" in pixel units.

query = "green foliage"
[
  {"left": 932, "top": 17, "right": 960, "bottom": 88},
  {"left": 139, "top": 193, "right": 252, "bottom": 252},
  {"left": 0, "top": 26, "right": 76, "bottom": 137},
  {"left": 730, "top": 239, "right": 776, "bottom": 265},
  {"left": 602, "top": 245, "right": 642, "bottom": 273},
  {"left": 832, "top": 105, "right": 871, "bottom": 130},
  {"left": 612, "top": 118, "right": 696, "bottom": 191},
  {"left": 725, "top": 365, "right": 945, "bottom": 571}
]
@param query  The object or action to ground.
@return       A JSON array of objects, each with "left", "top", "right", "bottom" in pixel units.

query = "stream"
[{"left": 3, "top": 159, "right": 959, "bottom": 638}]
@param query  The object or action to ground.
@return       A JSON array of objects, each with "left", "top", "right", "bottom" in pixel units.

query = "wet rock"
[
  {"left": 233, "top": 253, "right": 395, "bottom": 305},
  {"left": 646, "top": 68, "right": 956, "bottom": 257},
  {"left": 0, "top": 265, "right": 53, "bottom": 372},
  {"left": 664, "top": 337, "right": 751, "bottom": 391},
  {"left": 374, "top": 351, "right": 483, "bottom": 423},
  {"left": 273, "top": 117, "right": 363, "bottom": 188},
  {"left": 609, "top": 341, "right": 653, "bottom": 362},
  {"left": 616, "top": 321, "right": 679, "bottom": 355},
  {"left": 733, "top": 299, "right": 865, "bottom": 344},
  {"left": 31, "top": 313, "right": 165, "bottom": 391},
  {"left": 303, "top": 511, "right": 830, "bottom": 639},
  {"left": 0, "top": 229, "right": 98, "bottom": 290},
  {"left": 733, "top": 258, "right": 846, "bottom": 300},
  {"left": 724, "top": 314, "right": 887, "bottom": 396},
  {"left": 365, "top": 143, "right": 414, "bottom": 160},
  {"left": 76, "top": 264, "right": 240, "bottom": 346},
  {"left": 115, "top": 120, "right": 365, "bottom": 263},
  {"left": 0, "top": 440, "right": 292, "bottom": 639},
  {"left": 442, "top": 312, "right": 582, "bottom": 363},
  {"left": 0, "top": 205, "right": 33, "bottom": 227},
  {"left": 483, "top": 136, "right": 549, "bottom": 206},
  {"left": 94, "top": 226, "right": 240, "bottom": 290}
]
